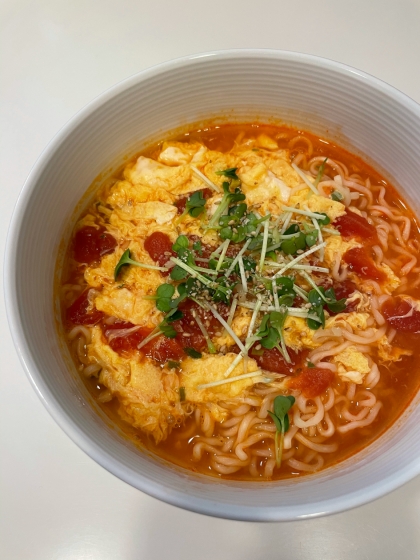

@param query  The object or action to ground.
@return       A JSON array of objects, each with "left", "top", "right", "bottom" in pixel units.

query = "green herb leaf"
[
  {"left": 307, "top": 361, "right": 315, "bottom": 368},
  {"left": 167, "top": 360, "right": 181, "bottom": 369},
  {"left": 184, "top": 347, "right": 202, "bottom": 359},
  {"left": 179, "top": 386, "right": 186, "bottom": 401},
  {"left": 193, "top": 240, "right": 202, "bottom": 255},
  {"left": 159, "top": 323, "right": 177, "bottom": 338},
  {"left": 170, "top": 265, "right": 189, "bottom": 281},
  {"left": 166, "top": 309, "right": 183, "bottom": 322},
  {"left": 315, "top": 212, "right": 331, "bottom": 226},
  {"left": 185, "top": 190, "right": 206, "bottom": 218},
  {"left": 305, "top": 230, "right": 319, "bottom": 247},
  {"left": 331, "top": 191, "right": 343, "bottom": 201},
  {"left": 268, "top": 395, "right": 296, "bottom": 468},
  {"left": 314, "top": 157, "right": 328, "bottom": 188},
  {"left": 172, "top": 235, "right": 189, "bottom": 253},
  {"left": 215, "top": 167, "right": 239, "bottom": 180}
]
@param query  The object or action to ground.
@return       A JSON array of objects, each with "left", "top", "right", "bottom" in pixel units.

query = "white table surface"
[{"left": 2, "top": 1, "right": 420, "bottom": 558}]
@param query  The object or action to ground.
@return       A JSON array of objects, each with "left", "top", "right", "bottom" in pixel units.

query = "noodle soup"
[{"left": 60, "top": 124, "right": 420, "bottom": 480}]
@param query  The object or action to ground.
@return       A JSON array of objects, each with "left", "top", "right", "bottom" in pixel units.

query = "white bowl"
[{"left": 5, "top": 50, "right": 420, "bottom": 521}]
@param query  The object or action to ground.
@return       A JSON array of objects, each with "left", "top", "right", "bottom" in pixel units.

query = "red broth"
[{"left": 60, "top": 123, "right": 420, "bottom": 480}]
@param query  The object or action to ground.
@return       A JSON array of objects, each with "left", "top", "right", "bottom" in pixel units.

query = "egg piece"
[
  {"left": 377, "top": 336, "right": 412, "bottom": 363},
  {"left": 289, "top": 188, "right": 346, "bottom": 222},
  {"left": 157, "top": 141, "right": 204, "bottom": 166},
  {"left": 87, "top": 327, "right": 183, "bottom": 443},
  {"left": 323, "top": 235, "right": 361, "bottom": 267},
  {"left": 107, "top": 180, "right": 175, "bottom": 207},
  {"left": 333, "top": 346, "right": 370, "bottom": 384},
  {"left": 238, "top": 164, "right": 292, "bottom": 213},
  {"left": 326, "top": 312, "right": 371, "bottom": 331},
  {"left": 256, "top": 133, "right": 278, "bottom": 150},
  {"left": 283, "top": 317, "right": 320, "bottom": 351},
  {"left": 202, "top": 152, "right": 240, "bottom": 186},
  {"left": 179, "top": 352, "right": 260, "bottom": 403},
  {"left": 213, "top": 307, "right": 253, "bottom": 349},
  {"left": 114, "top": 201, "right": 178, "bottom": 225},
  {"left": 125, "top": 156, "right": 192, "bottom": 192}
]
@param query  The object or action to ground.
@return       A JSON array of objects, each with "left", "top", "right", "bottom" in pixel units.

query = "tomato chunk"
[
  {"left": 382, "top": 298, "right": 420, "bottom": 333},
  {"left": 104, "top": 320, "right": 184, "bottom": 361},
  {"left": 288, "top": 367, "right": 335, "bottom": 398},
  {"left": 144, "top": 232, "right": 175, "bottom": 269},
  {"left": 66, "top": 290, "right": 104, "bottom": 326},
  {"left": 334, "top": 209, "right": 378, "bottom": 244},
  {"left": 174, "top": 300, "right": 229, "bottom": 353},
  {"left": 343, "top": 247, "right": 386, "bottom": 282},
  {"left": 250, "top": 346, "right": 306, "bottom": 376},
  {"left": 331, "top": 280, "right": 358, "bottom": 313},
  {"left": 73, "top": 226, "right": 117, "bottom": 265}
]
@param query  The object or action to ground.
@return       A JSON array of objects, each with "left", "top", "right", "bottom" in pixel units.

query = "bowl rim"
[{"left": 4, "top": 48, "right": 420, "bottom": 522}]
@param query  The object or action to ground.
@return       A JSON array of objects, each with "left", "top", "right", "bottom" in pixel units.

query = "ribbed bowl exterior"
[{"left": 5, "top": 50, "right": 420, "bottom": 521}]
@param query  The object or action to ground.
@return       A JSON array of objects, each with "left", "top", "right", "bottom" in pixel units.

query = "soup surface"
[{"left": 60, "top": 124, "right": 420, "bottom": 480}]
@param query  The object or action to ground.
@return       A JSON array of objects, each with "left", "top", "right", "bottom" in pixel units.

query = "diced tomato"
[
  {"left": 288, "top": 367, "right": 335, "bottom": 398},
  {"left": 250, "top": 347, "right": 307, "bottom": 376},
  {"left": 144, "top": 232, "right": 175, "bottom": 271},
  {"left": 104, "top": 321, "right": 153, "bottom": 353},
  {"left": 382, "top": 297, "right": 420, "bottom": 333},
  {"left": 343, "top": 247, "right": 386, "bottom": 282},
  {"left": 66, "top": 290, "right": 104, "bottom": 326},
  {"left": 104, "top": 320, "right": 184, "bottom": 361},
  {"left": 148, "top": 336, "right": 184, "bottom": 362},
  {"left": 73, "top": 226, "right": 117, "bottom": 265},
  {"left": 334, "top": 209, "right": 378, "bottom": 244},
  {"left": 173, "top": 299, "right": 229, "bottom": 353},
  {"left": 331, "top": 280, "right": 358, "bottom": 313}
]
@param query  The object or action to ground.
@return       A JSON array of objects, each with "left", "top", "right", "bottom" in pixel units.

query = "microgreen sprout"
[
  {"left": 178, "top": 191, "right": 207, "bottom": 221},
  {"left": 184, "top": 347, "right": 202, "bottom": 359},
  {"left": 314, "top": 157, "right": 328, "bottom": 189},
  {"left": 215, "top": 167, "right": 239, "bottom": 180},
  {"left": 268, "top": 395, "right": 296, "bottom": 468},
  {"left": 114, "top": 249, "right": 168, "bottom": 280}
]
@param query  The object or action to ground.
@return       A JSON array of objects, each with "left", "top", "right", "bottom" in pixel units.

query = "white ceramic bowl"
[{"left": 5, "top": 50, "right": 420, "bottom": 521}]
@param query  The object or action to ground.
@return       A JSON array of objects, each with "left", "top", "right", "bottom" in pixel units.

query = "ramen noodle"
[{"left": 60, "top": 124, "right": 420, "bottom": 480}]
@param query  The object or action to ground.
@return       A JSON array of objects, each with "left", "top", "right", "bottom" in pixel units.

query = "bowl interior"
[{"left": 6, "top": 50, "right": 420, "bottom": 521}]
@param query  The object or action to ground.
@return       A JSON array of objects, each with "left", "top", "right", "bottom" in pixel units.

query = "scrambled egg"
[
  {"left": 289, "top": 188, "right": 346, "bottom": 222},
  {"left": 180, "top": 353, "right": 260, "bottom": 403},
  {"left": 377, "top": 336, "right": 412, "bottom": 363},
  {"left": 87, "top": 328, "right": 183, "bottom": 443},
  {"left": 333, "top": 346, "right": 370, "bottom": 384}
]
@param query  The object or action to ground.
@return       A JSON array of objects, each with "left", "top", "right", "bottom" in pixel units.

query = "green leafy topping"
[
  {"left": 179, "top": 386, "right": 186, "bottom": 401},
  {"left": 324, "top": 287, "right": 347, "bottom": 313},
  {"left": 305, "top": 230, "right": 319, "bottom": 247},
  {"left": 167, "top": 360, "right": 181, "bottom": 369},
  {"left": 267, "top": 395, "right": 295, "bottom": 467},
  {"left": 307, "top": 288, "right": 326, "bottom": 330},
  {"left": 193, "top": 240, "right": 202, "bottom": 255},
  {"left": 159, "top": 322, "right": 177, "bottom": 338},
  {"left": 315, "top": 212, "right": 331, "bottom": 226},
  {"left": 114, "top": 248, "right": 166, "bottom": 280},
  {"left": 314, "top": 157, "right": 328, "bottom": 188},
  {"left": 331, "top": 191, "right": 343, "bottom": 202},
  {"left": 207, "top": 182, "right": 246, "bottom": 229},
  {"left": 172, "top": 235, "right": 189, "bottom": 253},
  {"left": 155, "top": 284, "right": 176, "bottom": 312},
  {"left": 256, "top": 309, "right": 290, "bottom": 362},
  {"left": 170, "top": 265, "right": 189, "bottom": 281},
  {"left": 281, "top": 232, "right": 306, "bottom": 255},
  {"left": 307, "top": 361, "right": 315, "bottom": 368},
  {"left": 184, "top": 347, "right": 202, "bottom": 359},
  {"left": 215, "top": 167, "right": 239, "bottom": 180},
  {"left": 186, "top": 191, "right": 206, "bottom": 217},
  {"left": 166, "top": 309, "right": 183, "bottom": 322}
]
